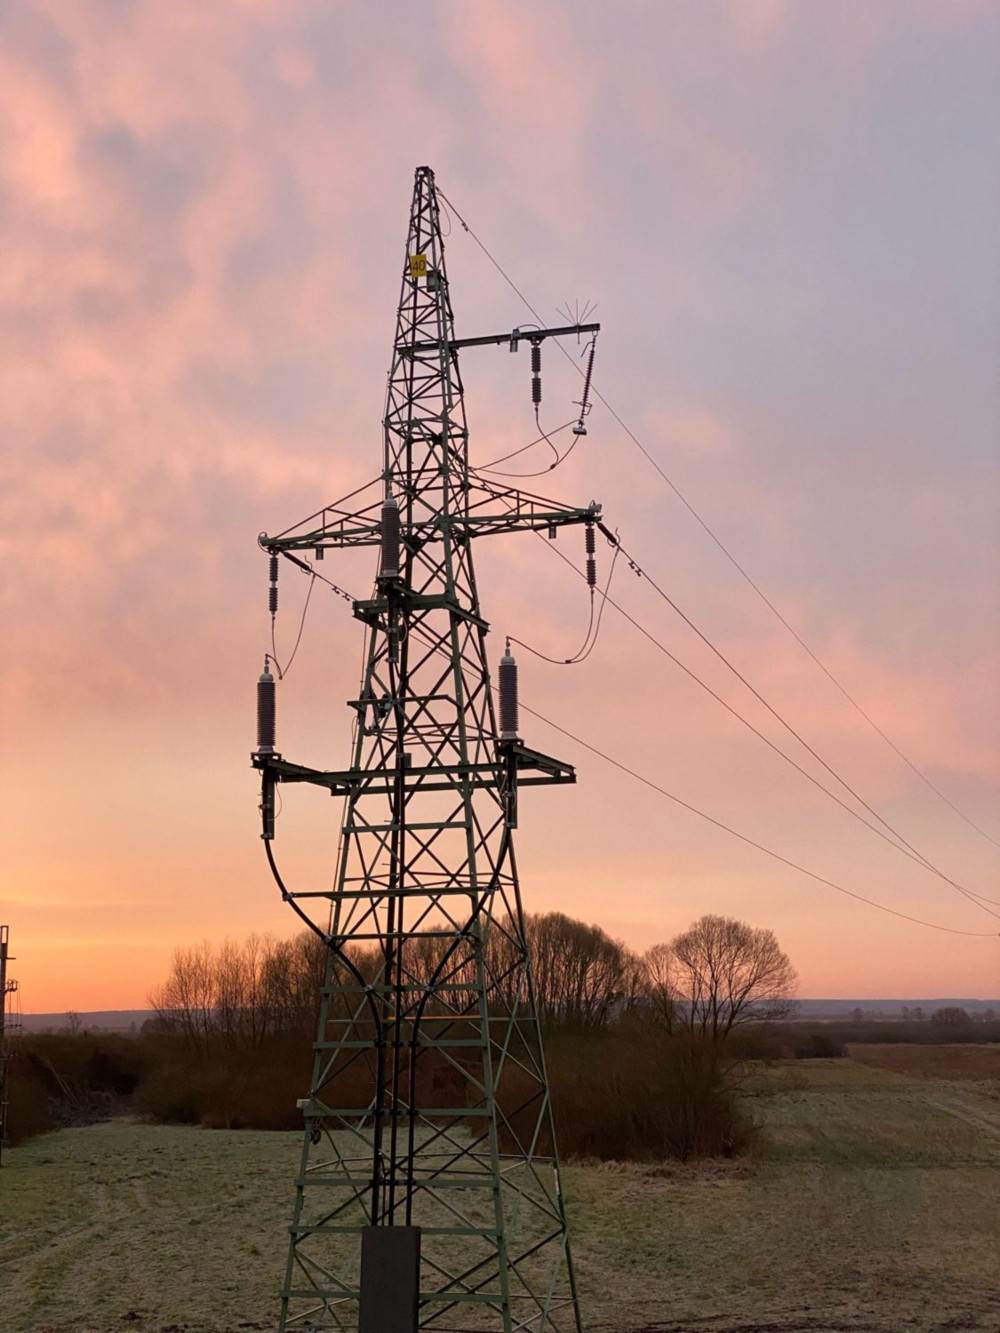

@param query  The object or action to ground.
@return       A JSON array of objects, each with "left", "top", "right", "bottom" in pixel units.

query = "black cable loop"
[
  {"left": 269, "top": 572, "right": 317, "bottom": 679},
  {"left": 474, "top": 419, "right": 576, "bottom": 473},
  {"left": 263, "top": 839, "right": 383, "bottom": 1036},
  {"left": 508, "top": 536, "right": 620, "bottom": 666},
  {"left": 477, "top": 430, "right": 584, "bottom": 479}
]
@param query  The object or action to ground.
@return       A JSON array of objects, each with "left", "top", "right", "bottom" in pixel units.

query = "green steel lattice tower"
[{"left": 254, "top": 165, "right": 600, "bottom": 1332}]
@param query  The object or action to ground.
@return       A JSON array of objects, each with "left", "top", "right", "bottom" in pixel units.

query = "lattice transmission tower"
[
  {"left": 253, "top": 165, "right": 601, "bottom": 1332},
  {"left": 0, "top": 925, "right": 18, "bottom": 1166}
]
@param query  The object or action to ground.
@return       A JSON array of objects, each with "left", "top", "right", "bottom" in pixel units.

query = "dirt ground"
[{"left": 1, "top": 1056, "right": 998, "bottom": 1333}]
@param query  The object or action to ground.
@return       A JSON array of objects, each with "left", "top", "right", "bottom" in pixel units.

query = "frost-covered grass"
[{"left": 2, "top": 1060, "right": 999, "bottom": 1332}]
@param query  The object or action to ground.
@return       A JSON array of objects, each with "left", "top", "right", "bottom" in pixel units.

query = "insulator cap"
[
  {"left": 380, "top": 493, "right": 401, "bottom": 580},
  {"left": 499, "top": 645, "right": 519, "bottom": 741},
  {"left": 257, "top": 662, "right": 276, "bottom": 754}
]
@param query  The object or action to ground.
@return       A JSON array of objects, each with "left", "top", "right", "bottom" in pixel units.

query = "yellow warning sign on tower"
[{"left": 408, "top": 252, "right": 428, "bottom": 278}]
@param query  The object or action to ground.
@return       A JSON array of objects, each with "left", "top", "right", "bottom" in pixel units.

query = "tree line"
[
  {"left": 137, "top": 909, "right": 797, "bottom": 1158},
  {"left": 149, "top": 911, "right": 798, "bottom": 1052}
]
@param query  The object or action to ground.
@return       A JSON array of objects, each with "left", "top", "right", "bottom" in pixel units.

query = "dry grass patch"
[{"left": 847, "top": 1041, "right": 1000, "bottom": 1082}]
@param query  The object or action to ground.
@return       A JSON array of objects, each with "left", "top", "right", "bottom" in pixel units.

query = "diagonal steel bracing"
[{"left": 253, "top": 166, "right": 600, "bottom": 1332}]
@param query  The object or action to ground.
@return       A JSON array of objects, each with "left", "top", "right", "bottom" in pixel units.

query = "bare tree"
[
  {"left": 150, "top": 942, "right": 216, "bottom": 1050},
  {"left": 150, "top": 932, "right": 330, "bottom": 1051},
  {"left": 640, "top": 943, "right": 678, "bottom": 1032},
  {"left": 525, "top": 913, "right": 634, "bottom": 1028},
  {"left": 670, "top": 915, "right": 797, "bottom": 1046},
  {"left": 262, "top": 932, "right": 327, "bottom": 1041},
  {"left": 403, "top": 911, "right": 635, "bottom": 1029}
]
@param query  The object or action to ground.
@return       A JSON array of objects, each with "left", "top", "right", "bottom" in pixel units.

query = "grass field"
[
  {"left": 847, "top": 1041, "right": 1000, "bottom": 1082},
  {"left": 1, "top": 1056, "right": 998, "bottom": 1332}
]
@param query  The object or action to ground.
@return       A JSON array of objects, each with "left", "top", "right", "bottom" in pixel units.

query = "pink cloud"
[
  {"left": 445, "top": 0, "right": 595, "bottom": 228},
  {"left": 2, "top": 0, "right": 997, "bottom": 1010}
]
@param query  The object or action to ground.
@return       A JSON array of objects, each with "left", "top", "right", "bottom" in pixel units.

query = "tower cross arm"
[
  {"left": 455, "top": 480, "right": 601, "bottom": 541},
  {"left": 455, "top": 500, "right": 600, "bottom": 541},
  {"left": 260, "top": 492, "right": 601, "bottom": 553},
  {"left": 252, "top": 748, "right": 576, "bottom": 795},
  {"left": 262, "top": 521, "right": 381, "bottom": 555},
  {"left": 403, "top": 320, "right": 599, "bottom": 356}
]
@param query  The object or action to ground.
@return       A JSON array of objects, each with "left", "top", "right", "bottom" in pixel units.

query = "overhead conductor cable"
[
  {"left": 437, "top": 182, "right": 1000, "bottom": 852},
  {"left": 255, "top": 560, "right": 996, "bottom": 938},
  {"left": 535, "top": 523, "right": 1000, "bottom": 921}
]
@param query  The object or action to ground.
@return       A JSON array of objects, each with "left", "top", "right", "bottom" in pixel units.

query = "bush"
[
  {"left": 728, "top": 1024, "right": 783, "bottom": 1062},
  {"left": 6, "top": 1016, "right": 764, "bottom": 1164},
  {"left": 3, "top": 1034, "right": 159, "bottom": 1149},
  {"left": 498, "top": 1029, "right": 757, "bottom": 1163},
  {"left": 794, "top": 1033, "right": 847, "bottom": 1059},
  {"left": 135, "top": 1040, "right": 313, "bottom": 1130},
  {"left": 5, "top": 1061, "right": 58, "bottom": 1146},
  {"left": 131, "top": 1023, "right": 759, "bottom": 1161},
  {"left": 134, "top": 1059, "right": 211, "bottom": 1125},
  {"left": 24, "top": 1033, "right": 154, "bottom": 1102},
  {"left": 768, "top": 1018, "right": 1000, "bottom": 1048}
]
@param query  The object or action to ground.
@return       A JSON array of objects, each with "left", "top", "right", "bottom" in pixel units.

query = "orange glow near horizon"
[{"left": 5, "top": 1, "right": 1000, "bottom": 1013}]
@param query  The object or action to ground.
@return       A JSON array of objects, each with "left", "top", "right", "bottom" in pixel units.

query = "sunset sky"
[{"left": 4, "top": 0, "right": 999, "bottom": 1012}]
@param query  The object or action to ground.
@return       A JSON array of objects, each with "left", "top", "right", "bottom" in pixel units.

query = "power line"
[
  {"left": 509, "top": 539, "right": 620, "bottom": 666},
  {"left": 476, "top": 419, "right": 576, "bottom": 472},
  {"left": 533, "top": 528, "right": 1000, "bottom": 921},
  {"left": 269, "top": 571, "right": 317, "bottom": 680},
  {"left": 437, "top": 185, "right": 1000, "bottom": 855},
  {"left": 604, "top": 532, "right": 1000, "bottom": 916},
  {"left": 518, "top": 702, "right": 999, "bottom": 940},
  {"left": 275, "top": 554, "right": 998, "bottom": 938}
]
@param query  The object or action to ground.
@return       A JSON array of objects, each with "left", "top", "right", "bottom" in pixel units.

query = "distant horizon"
[{"left": 20, "top": 996, "right": 1000, "bottom": 1023}]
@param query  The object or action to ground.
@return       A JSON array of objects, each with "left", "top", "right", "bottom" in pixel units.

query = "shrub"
[
  {"left": 498, "top": 1029, "right": 757, "bottom": 1162},
  {"left": 5, "top": 1061, "right": 58, "bottom": 1146},
  {"left": 130, "top": 1023, "right": 759, "bottom": 1161},
  {"left": 135, "top": 1059, "right": 210, "bottom": 1125},
  {"left": 135, "top": 1044, "right": 307, "bottom": 1129},
  {"left": 794, "top": 1033, "right": 847, "bottom": 1060},
  {"left": 3, "top": 1034, "right": 159, "bottom": 1148},
  {"left": 728, "top": 1024, "right": 783, "bottom": 1062}
]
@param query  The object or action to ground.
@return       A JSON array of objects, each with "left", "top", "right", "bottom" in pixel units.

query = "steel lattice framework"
[
  {"left": 254, "top": 166, "right": 600, "bottom": 1332},
  {"left": 0, "top": 925, "right": 17, "bottom": 1167}
]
